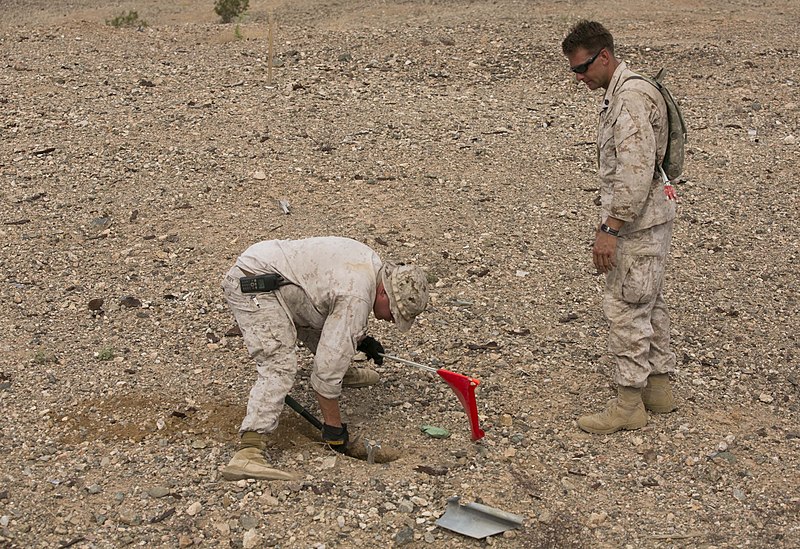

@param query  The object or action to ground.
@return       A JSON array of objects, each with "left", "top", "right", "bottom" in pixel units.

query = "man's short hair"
[{"left": 562, "top": 20, "right": 615, "bottom": 56}]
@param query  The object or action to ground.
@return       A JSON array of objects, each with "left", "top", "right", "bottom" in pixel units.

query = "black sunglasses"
[{"left": 570, "top": 49, "right": 603, "bottom": 74}]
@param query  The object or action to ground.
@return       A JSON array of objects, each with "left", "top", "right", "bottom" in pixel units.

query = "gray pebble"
[
  {"left": 394, "top": 526, "right": 414, "bottom": 546},
  {"left": 397, "top": 500, "right": 414, "bottom": 513},
  {"left": 148, "top": 486, "right": 170, "bottom": 498},
  {"left": 240, "top": 514, "right": 259, "bottom": 530}
]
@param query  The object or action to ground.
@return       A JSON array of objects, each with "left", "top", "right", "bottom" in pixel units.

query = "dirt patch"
[
  {"left": 1, "top": 0, "right": 798, "bottom": 548},
  {"left": 59, "top": 395, "right": 244, "bottom": 444}
]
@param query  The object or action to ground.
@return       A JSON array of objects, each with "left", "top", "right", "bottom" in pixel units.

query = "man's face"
[
  {"left": 567, "top": 47, "right": 608, "bottom": 90},
  {"left": 373, "top": 285, "right": 394, "bottom": 323}
]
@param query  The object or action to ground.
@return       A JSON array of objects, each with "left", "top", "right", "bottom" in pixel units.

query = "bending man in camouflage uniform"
[
  {"left": 220, "top": 236, "right": 429, "bottom": 479},
  {"left": 562, "top": 21, "right": 677, "bottom": 434}
]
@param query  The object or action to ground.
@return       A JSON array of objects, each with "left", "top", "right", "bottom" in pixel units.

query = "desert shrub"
[
  {"left": 107, "top": 10, "right": 148, "bottom": 29},
  {"left": 95, "top": 348, "right": 115, "bottom": 361},
  {"left": 215, "top": 0, "right": 249, "bottom": 23},
  {"left": 33, "top": 350, "right": 56, "bottom": 364}
]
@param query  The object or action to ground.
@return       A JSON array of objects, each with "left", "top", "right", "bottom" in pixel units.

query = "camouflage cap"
[{"left": 381, "top": 263, "right": 429, "bottom": 332}]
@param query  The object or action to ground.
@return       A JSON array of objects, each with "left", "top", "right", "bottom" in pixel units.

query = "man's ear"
[{"left": 377, "top": 282, "right": 387, "bottom": 297}]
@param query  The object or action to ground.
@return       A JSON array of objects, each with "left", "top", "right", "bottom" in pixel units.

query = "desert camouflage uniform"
[
  {"left": 597, "top": 62, "right": 677, "bottom": 387},
  {"left": 221, "top": 237, "right": 381, "bottom": 434}
]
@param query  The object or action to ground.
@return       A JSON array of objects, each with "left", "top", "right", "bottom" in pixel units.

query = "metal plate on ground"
[{"left": 435, "top": 496, "right": 524, "bottom": 539}]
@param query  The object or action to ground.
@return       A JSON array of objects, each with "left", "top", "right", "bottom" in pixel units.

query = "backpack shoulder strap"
[{"left": 621, "top": 74, "right": 660, "bottom": 91}]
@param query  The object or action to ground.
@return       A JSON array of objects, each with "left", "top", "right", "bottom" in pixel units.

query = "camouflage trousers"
[
  {"left": 603, "top": 221, "right": 676, "bottom": 388},
  {"left": 222, "top": 267, "right": 299, "bottom": 435}
]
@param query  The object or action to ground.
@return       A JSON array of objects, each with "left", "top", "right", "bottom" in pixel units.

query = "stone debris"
[{"left": 0, "top": 1, "right": 797, "bottom": 548}]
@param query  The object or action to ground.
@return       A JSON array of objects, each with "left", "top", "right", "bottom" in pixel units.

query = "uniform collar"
[{"left": 599, "top": 61, "right": 629, "bottom": 113}]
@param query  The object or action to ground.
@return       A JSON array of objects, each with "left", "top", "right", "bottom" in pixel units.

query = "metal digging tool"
[
  {"left": 284, "top": 394, "right": 322, "bottom": 430},
  {"left": 380, "top": 354, "right": 485, "bottom": 441},
  {"left": 283, "top": 395, "right": 395, "bottom": 463},
  {"left": 435, "top": 496, "right": 524, "bottom": 539}
]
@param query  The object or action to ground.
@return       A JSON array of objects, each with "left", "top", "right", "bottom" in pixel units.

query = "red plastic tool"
[{"left": 381, "top": 354, "right": 485, "bottom": 441}]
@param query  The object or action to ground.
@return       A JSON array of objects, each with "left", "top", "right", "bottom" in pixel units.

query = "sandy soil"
[{"left": 1, "top": 1, "right": 798, "bottom": 547}]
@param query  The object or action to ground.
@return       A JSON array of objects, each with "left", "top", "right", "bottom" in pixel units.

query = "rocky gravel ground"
[{"left": 1, "top": 0, "right": 799, "bottom": 547}]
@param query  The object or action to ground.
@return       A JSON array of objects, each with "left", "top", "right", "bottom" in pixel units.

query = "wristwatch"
[{"left": 600, "top": 223, "right": 619, "bottom": 237}]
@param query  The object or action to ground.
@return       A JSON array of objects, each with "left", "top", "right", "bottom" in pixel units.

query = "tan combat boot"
[
  {"left": 342, "top": 366, "right": 380, "bottom": 388},
  {"left": 578, "top": 385, "right": 648, "bottom": 434},
  {"left": 221, "top": 431, "right": 297, "bottom": 481},
  {"left": 642, "top": 373, "right": 676, "bottom": 413}
]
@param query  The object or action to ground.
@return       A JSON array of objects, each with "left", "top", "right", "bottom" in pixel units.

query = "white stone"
[{"left": 243, "top": 529, "right": 261, "bottom": 549}]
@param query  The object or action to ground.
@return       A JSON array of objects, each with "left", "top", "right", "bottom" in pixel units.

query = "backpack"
[{"left": 623, "top": 69, "right": 687, "bottom": 182}]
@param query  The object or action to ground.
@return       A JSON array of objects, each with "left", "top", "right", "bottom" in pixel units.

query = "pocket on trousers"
[{"left": 617, "top": 255, "right": 662, "bottom": 304}]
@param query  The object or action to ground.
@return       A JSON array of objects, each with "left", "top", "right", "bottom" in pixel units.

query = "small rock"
[
  {"left": 240, "top": 514, "right": 258, "bottom": 530},
  {"left": 253, "top": 171, "right": 267, "bottom": 180},
  {"left": 395, "top": 526, "right": 414, "bottom": 546},
  {"left": 86, "top": 483, "right": 102, "bottom": 494},
  {"left": 410, "top": 496, "right": 428, "bottom": 507},
  {"left": 588, "top": 511, "right": 608, "bottom": 527},
  {"left": 538, "top": 510, "right": 553, "bottom": 524},
  {"left": 214, "top": 520, "right": 231, "bottom": 536},
  {"left": 178, "top": 534, "right": 193, "bottom": 547},
  {"left": 186, "top": 501, "right": 202, "bottom": 516},
  {"left": 243, "top": 529, "right": 261, "bottom": 549},
  {"left": 262, "top": 495, "right": 280, "bottom": 506},
  {"left": 758, "top": 393, "right": 773, "bottom": 403},
  {"left": 119, "top": 295, "right": 142, "bottom": 308},
  {"left": 117, "top": 509, "right": 141, "bottom": 526},
  {"left": 499, "top": 414, "right": 513, "bottom": 427},
  {"left": 148, "top": 486, "right": 170, "bottom": 498},
  {"left": 397, "top": 500, "right": 414, "bottom": 513},
  {"left": 783, "top": 135, "right": 796, "bottom": 145}
]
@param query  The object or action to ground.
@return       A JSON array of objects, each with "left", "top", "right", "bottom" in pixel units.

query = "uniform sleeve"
[
  {"left": 608, "top": 93, "right": 658, "bottom": 222},
  {"left": 309, "top": 296, "right": 371, "bottom": 399}
]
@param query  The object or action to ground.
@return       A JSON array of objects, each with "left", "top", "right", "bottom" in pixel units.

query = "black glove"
[
  {"left": 322, "top": 423, "right": 349, "bottom": 454},
  {"left": 357, "top": 336, "right": 384, "bottom": 365}
]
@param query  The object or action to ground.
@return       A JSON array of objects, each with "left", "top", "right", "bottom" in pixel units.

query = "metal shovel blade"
[{"left": 435, "top": 496, "right": 524, "bottom": 539}]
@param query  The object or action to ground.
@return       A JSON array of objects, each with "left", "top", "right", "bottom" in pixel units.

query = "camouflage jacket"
[
  {"left": 236, "top": 237, "right": 381, "bottom": 384},
  {"left": 598, "top": 62, "right": 675, "bottom": 235}
]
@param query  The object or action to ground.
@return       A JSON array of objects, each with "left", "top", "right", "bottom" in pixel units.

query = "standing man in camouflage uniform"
[
  {"left": 220, "top": 236, "right": 429, "bottom": 480},
  {"left": 562, "top": 21, "right": 677, "bottom": 434}
]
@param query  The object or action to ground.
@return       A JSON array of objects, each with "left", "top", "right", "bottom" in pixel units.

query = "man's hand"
[
  {"left": 322, "top": 423, "right": 349, "bottom": 453},
  {"left": 593, "top": 230, "right": 618, "bottom": 274},
  {"left": 357, "top": 336, "right": 384, "bottom": 365}
]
